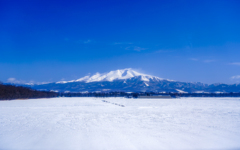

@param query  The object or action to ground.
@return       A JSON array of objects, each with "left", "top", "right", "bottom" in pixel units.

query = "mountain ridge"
[
  {"left": 23, "top": 68, "right": 240, "bottom": 93},
  {"left": 55, "top": 68, "right": 169, "bottom": 84}
]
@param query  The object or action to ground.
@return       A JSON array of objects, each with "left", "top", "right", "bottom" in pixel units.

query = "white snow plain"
[{"left": 0, "top": 97, "right": 240, "bottom": 150}]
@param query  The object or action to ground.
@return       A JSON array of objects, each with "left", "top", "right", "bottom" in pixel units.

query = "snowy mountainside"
[
  {"left": 56, "top": 68, "right": 165, "bottom": 83},
  {"left": 27, "top": 68, "right": 240, "bottom": 93}
]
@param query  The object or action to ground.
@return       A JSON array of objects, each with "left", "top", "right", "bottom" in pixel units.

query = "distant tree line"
[
  {"left": 60, "top": 91, "right": 240, "bottom": 98},
  {"left": 1, "top": 81, "right": 240, "bottom": 100},
  {"left": 0, "top": 83, "right": 58, "bottom": 100}
]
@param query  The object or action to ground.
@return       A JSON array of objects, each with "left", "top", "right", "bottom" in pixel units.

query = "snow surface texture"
[
  {"left": 56, "top": 68, "right": 165, "bottom": 83},
  {"left": 0, "top": 97, "right": 240, "bottom": 150}
]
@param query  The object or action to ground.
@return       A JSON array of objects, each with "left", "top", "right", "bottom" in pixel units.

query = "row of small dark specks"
[{"left": 102, "top": 100, "right": 125, "bottom": 107}]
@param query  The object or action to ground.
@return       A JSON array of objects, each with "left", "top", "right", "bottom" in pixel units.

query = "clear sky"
[{"left": 1, "top": 0, "right": 240, "bottom": 84}]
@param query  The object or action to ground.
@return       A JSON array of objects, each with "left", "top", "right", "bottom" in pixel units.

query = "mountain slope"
[
  {"left": 56, "top": 68, "right": 165, "bottom": 84},
  {"left": 26, "top": 68, "right": 240, "bottom": 93}
]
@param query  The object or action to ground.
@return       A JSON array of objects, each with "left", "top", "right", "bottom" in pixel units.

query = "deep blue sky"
[{"left": 1, "top": 0, "right": 240, "bottom": 84}]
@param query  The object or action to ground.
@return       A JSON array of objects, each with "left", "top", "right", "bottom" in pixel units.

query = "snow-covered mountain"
[
  {"left": 26, "top": 68, "right": 240, "bottom": 93},
  {"left": 56, "top": 68, "right": 166, "bottom": 83}
]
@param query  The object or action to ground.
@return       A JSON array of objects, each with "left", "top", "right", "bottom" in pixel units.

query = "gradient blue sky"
[{"left": 1, "top": 0, "right": 240, "bottom": 84}]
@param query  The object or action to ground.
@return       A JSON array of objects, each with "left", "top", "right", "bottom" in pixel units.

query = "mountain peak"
[{"left": 56, "top": 68, "right": 164, "bottom": 84}]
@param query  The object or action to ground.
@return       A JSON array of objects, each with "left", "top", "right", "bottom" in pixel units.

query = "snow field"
[{"left": 0, "top": 97, "right": 240, "bottom": 150}]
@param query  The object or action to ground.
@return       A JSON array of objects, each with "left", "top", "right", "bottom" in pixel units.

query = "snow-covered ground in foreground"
[{"left": 0, "top": 97, "right": 240, "bottom": 150}]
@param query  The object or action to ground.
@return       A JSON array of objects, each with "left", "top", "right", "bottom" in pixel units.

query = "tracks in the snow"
[{"left": 102, "top": 100, "right": 125, "bottom": 107}]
